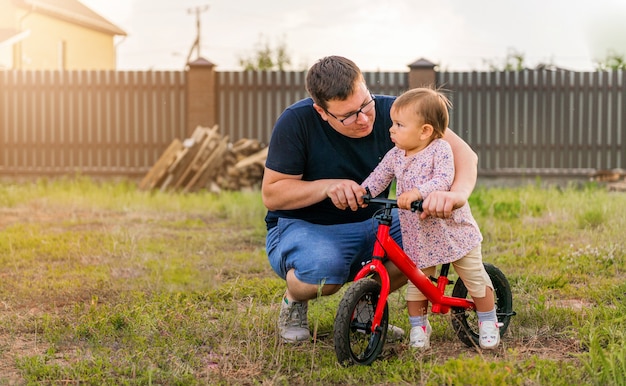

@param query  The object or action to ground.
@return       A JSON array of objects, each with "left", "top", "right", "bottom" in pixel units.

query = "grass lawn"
[{"left": 0, "top": 177, "right": 625, "bottom": 385}]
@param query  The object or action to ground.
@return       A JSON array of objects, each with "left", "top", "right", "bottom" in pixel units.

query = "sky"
[{"left": 81, "top": 0, "right": 626, "bottom": 72}]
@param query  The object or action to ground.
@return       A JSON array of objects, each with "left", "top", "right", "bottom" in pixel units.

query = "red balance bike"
[{"left": 333, "top": 191, "right": 515, "bottom": 366}]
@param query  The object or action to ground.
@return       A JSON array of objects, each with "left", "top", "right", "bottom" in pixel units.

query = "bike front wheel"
[
  {"left": 334, "top": 278, "right": 388, "bottom": 366},
  {"left": 451, "top": 263, "right": 513, "bottom": 347}
]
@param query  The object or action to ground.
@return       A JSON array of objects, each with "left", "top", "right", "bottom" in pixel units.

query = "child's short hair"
[{"left": 392, "top": 87, "right": 451, "bottom": 138}]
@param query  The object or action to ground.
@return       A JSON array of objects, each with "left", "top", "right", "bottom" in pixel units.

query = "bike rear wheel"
[
  {"left": 334, "top": 278, "right": 388, "bottom": 366},
  {"left": 451, "top": 263, "right": 513, "bottom": 347}
]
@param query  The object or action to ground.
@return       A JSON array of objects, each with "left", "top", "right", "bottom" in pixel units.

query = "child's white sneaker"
[
  {"left": 479, "top": 321, "right": 503, "bottom": 349},
  {"left": 409, "top": 320, "right": 432, "bottom": 349}
]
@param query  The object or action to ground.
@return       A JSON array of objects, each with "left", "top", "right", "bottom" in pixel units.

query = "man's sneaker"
[
  {"left": 479, "top": 321, "right": 502, "bottom": 350},
  {"left": 409, "top": 320, "right": 432, "bottom": 349},
  {"left": 387, "top": 325, "right": 405, "bottom": 342},
  {"left": 278, "top": 297, "right": 310, "bottom": 342}
]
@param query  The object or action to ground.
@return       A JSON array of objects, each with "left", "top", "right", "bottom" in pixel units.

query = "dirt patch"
[{"left": 380, "top": 334, "right": 582, "bottom": 364}]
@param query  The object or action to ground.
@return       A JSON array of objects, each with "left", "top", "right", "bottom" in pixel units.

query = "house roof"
[
  {"left": 11, "top": 0, "right": 127, "bottom": 36},
  {"left": 0, "top": 28, "right": 30, "bottom": 48},
  {"left": 0, "top": 28, "right": 20, "bottom": 42}
]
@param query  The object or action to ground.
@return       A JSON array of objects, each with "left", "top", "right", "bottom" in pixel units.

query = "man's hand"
[
  {"left": 420, "top": 190, "right": 466, "bottom": 219},
  {"left": 326, "top": 180, "right": 366, "bottom": 211}
]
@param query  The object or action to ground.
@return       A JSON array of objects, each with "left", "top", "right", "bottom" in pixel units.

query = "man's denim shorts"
[{"left": 266, "top": 211, "right": 401, "bottom": 286}]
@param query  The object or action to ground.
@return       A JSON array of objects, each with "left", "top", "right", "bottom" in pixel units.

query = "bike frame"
[{"left": 353, "top": 209, "right": 475, "bottom": 334}]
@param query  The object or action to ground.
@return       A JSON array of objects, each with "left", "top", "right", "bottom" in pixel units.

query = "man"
[{"left": 262, "top": 56, "right": 478, "bottom": 342}]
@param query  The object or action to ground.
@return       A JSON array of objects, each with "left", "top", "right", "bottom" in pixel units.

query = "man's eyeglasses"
[{"left": 325, "top": 95, "right": 376, "bottom": 126}]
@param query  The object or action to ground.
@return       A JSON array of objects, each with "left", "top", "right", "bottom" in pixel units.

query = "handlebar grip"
[{"left": 363, "top": 187, "right": 423, "bottom": 212}]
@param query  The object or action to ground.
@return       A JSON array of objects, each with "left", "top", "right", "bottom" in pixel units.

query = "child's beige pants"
[{"left": 406, "top": 245, "right": 493, "bottom": 301}]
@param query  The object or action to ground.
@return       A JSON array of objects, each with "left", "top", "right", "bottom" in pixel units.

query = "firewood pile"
[
  {"left": 591, "top": 168, "right": 626, "bottom": 192},
  {"left": 139, "top": 125, "right": 267, "bottom": 193}
]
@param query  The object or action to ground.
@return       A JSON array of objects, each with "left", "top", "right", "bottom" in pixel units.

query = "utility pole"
[{"left": 186, "top": 5, "right": 209, "bottom": 64}]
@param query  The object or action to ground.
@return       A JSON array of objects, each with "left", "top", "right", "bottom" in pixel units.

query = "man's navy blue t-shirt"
[{"left": 264, "top": 95, "right": 396, "bottom": 230}]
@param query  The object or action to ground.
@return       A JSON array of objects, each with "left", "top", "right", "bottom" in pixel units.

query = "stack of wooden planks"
[
  {"left": 591, "top": 168, "right": 626, "bottom": 192},
  {"left": 139, "top": 125, "right": 267, "bottom": 193}
]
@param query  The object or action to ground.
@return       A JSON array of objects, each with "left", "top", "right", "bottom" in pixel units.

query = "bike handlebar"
[{"left": 363, "top": 188, "right": 423, "bottom": 212}]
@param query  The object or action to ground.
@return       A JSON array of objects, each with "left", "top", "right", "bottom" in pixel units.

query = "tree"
[
  {"left": 238, "top": 35, "right": 291, "bottom": 71},
  {"left": 483, "top": 48, "right": 526, "bottom": 71},
  {"left": 595, "top": 51, "right": 626, "bottom": 71}
]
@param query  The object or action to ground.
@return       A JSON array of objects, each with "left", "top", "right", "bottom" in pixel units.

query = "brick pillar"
[
  {"left": 185, "top": 57, "right": 216, "bottom": 136},
  {"left": 407, "top": 58, "right": 437, "bottom": 89}
]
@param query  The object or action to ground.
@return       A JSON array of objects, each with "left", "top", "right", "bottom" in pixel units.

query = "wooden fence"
[
  {"left": 0, "top": 64, "right": 624, "bottom": 179},
  {"left": 0, "top": 70, "right": 186, "bottom": 177},
  {"left": 440, "top": 70, "right": 624, "bottom": 176},
  {"left": 215, "top": 70, "right": 410, "bottom": 146}
]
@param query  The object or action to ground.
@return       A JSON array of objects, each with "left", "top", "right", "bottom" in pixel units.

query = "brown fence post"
[
  {"left": 185, "top": 57, "right": 216, "bottom": 136},
  {"left": 407, "top": 58, "right": 436, "bottom": 89}
]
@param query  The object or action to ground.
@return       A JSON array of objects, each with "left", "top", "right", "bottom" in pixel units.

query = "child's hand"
[{"left": 397, "top": 189, "right": 422, "bottom": 210}]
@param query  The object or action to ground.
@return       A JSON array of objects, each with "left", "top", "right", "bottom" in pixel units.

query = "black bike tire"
[
  {"left": 451, "top": 263, "right": 513, "bottom": 348},
  {"left": 333, "top": 278, "right": 388, "bottom": 366}
]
